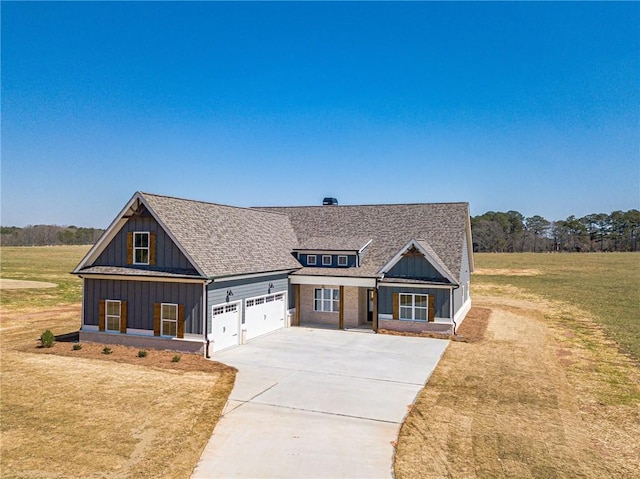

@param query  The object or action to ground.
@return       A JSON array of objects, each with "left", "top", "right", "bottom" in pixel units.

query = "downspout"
[
  {"left": 204, "top": 279, "right": 213, "bottom": 358},
  {"left": 451, "top": 284, "right": 460, "bottom": 335},
  {"left": 80, "top": 276, "right": 85, "bottom": 331}
]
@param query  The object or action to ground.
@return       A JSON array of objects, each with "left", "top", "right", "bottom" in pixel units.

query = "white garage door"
[
  {"left": 244, "top": 293, "right": 286, "bottom": 341},
  {"left": 210, "top": 302, "right": 240, "bottom": 352}
]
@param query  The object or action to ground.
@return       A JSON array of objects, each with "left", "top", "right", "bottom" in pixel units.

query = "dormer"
[{"left": 293, "top": 236, "right": 372, "bottom": 268}]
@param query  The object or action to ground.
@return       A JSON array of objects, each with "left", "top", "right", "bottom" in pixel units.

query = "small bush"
[
  {"left": 171, "top": 355, "right": 181, "bottom": 363},
  {"left": 137, "top": 350, "right": 148, "bottom": 358},
  {"left": 72, "top": 343, "right": 83, "bottom": 350},
  {"left": 40, "top": 330, "right": 55, "bottom": 348},
  {"left": 102, "top": 347, "right": 112, "bottom": 355}
]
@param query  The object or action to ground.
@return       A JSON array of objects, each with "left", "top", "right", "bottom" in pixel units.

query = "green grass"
[
  {"left": 474, "top": 252, "right": 640, "bottom": 362},
  {"left": 0, "top": 245, "right": 90, "bottom": 310}
]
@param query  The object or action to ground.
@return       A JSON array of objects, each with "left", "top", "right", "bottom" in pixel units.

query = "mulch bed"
[
  {"left": 28, "top": 339, "right": 236, "bottom": 374},
  {"left": 454, "top": 306, "right": 491, "bottom": 343},
  {"left": 378, "top": 307, "right": 491, "bottom": 343}
]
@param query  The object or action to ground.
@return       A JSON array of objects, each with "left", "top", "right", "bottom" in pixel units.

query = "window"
[
  {"left": 322, "top": 255, "right": 332, "bottom": 266},
  {"left": 337, "top": 255, "right": 348, "bottom": 266},
  {"left": 105, "top": 300, "right": 121, "bottom": 331},
  {"left": 161, "top": 303, "right": 178, "bottom": 337},
  {"left": 307, "top": 255, "right": 317, "bottom": 265},
  {"left": 134, "top": 232, "right": 150, "bottom": 264},
  {"left": 314, "top": 288, "right": 339, "bottom": 312},
  {"left": 399, "top": 293, "right": 428, "bottom": 321}
]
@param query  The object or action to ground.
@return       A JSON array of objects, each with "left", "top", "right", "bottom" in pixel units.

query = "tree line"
[
  {"left": 2, "top": 210, "right": 639, "bottom": 252},
  {"left": 471, "top": 209, "right": 640, "bottom": 253},
  {"left": 0, "top": 225, "right": 104, "bottom": 246}
]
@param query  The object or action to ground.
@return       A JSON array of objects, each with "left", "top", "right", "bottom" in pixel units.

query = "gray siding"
[
  {"left": 460, "top": 235, "right": 470, "bottom": 281},
  {"left": 207, "top": 273, "right": 289, "bottom": 330},
  {"left": 452, "top": 236, "right": 471, "bottom": 316},
  {"left": 94, "top": 207, "right": 197, "bottom": 272},
  {"left": 378, "top": 286, "right": 450, "bottom": 319},
  {"left": 386, "top": 255, "right": 445, "bottom": 282},
  {"left": 85, "top": 278, "right": 204, "bottom": 335},
  {"left": 452, "top": 285, "right": 462, "bottom": 316}
]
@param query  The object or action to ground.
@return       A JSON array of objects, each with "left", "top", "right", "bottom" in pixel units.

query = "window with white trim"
[
  {"left": 399, "top": 293, "right": 428, "bottom": 321},
  {"left": 134, "top": 232, "right": 150, "bottom": 264},
  {"left": 105, "top": 300, "right": 121, "bottom": 332},
  {"left": 337, "top": 255, "right": 348, "bottom": 266},
  {"left": 307, "top": 255, "right": 317, "bottom": 265},
  {"left": 322, "top": 255, "right": 332, "bottom": 266},
  {"left": 161, "top": 303, "right": 178, "bottom": 337},
  {"left": 314, "top": 288, "right": 339, "bottom": 312}
]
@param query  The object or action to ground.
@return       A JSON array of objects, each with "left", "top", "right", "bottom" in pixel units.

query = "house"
[{"left": 73, "top": 192, "right": 474, "bottom": 355}]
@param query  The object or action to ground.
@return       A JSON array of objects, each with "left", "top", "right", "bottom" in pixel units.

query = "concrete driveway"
[{"left": 192, "top": 327, "right": 449, "bottom": 479}]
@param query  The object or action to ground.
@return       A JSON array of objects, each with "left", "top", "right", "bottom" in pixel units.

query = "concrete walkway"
[{"left": 192, "top": 327, "right": 449, "bottom": 479}]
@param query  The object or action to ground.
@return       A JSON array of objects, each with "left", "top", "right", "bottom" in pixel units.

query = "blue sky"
[{"left": 2, "top": 1, "right": 638, "bottom": 227}]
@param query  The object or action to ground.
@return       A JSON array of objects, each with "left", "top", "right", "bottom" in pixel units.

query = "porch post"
[
  {"left": 294, "top": 284, "right": 301, "bottom": 326},
  {"left": 339, "top": 285, "right": 345, "bottom": 329},
  {"left": 372, "top": 287, "right": 378, "bottom": 332}
]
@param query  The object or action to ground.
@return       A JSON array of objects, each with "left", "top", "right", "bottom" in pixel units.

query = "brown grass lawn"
[
  {"left": 395, "top": 291, "right": 640, "bottom": 478},
  {"left": 1, "top": 306, "right": 236, "bottom": 479},
  {"left": 1, "top": 246, "right": 236, "bottom": 479}
]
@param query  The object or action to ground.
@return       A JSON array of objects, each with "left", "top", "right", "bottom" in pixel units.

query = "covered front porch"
[
  {"left": 290, "top": 275, "right": 378, "bottom": 331},
  {"left": 289, "top": 274, "right": 459, "bottom": 335}
]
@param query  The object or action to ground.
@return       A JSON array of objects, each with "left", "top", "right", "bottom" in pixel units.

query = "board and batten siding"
[
  {"left": 378, "top": 286, "right": 451, "bottom": 319},
  {"left": 385, "top": 254, "right": 445, "bottom": 282},
  {"left": 93, "top": 209, "right": 197, "bottom": 272},
  {"left": 207, "top": 273, "right": 289, "bottom": 330},
  {"left": 84, "top": 278, "right": 203, "bottom": 335}
]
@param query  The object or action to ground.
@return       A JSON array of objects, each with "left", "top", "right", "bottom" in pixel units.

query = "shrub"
[
  {"left": 40, "top": 330, "right": 55, "bottom": 348},
  {"left": 171, "top": 355, "right": 181, "bottom": 363},
  {"left": 102, "top": 347, "right": 112, "bottom": 355},
  {"left": 137, "top": 350, "right": 148, "bottom": 358},
  {"left": 72, "top": 343, "right": 83, "bottom": 350}
]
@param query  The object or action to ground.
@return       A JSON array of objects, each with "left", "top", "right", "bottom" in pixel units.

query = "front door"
[{"left": 367, "top": 289, "right": 374, "bottom": 322}]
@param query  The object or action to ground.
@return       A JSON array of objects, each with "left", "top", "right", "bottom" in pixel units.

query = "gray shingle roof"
[
  {"left": 256, "top": 203, "right": 470, "bottom": 283},
  {"left": 140, "top": 193, "right": 301, "bottom": 278},
  {"left": 414, "top": 239, "right": 457, "bottom": 282},
  {"left": 79, "top": 266, "right": 202, "bottom": 279},
  {"left": 295, "top": 236, "right": 372, "bottom": 251}
]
